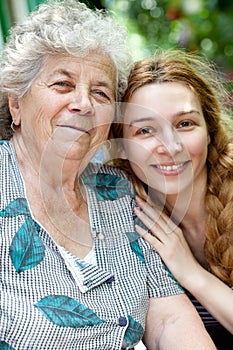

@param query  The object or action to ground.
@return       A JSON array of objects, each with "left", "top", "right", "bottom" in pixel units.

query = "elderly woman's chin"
[{"left": 40, "top": 127, "right": 90, "bottom": 161}]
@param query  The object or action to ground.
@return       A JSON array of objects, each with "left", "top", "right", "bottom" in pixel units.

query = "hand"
[{"left": 134, "top": 196, "right": 201, "bottom": 288}]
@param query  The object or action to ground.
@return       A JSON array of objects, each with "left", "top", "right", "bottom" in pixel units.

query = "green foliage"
[
  {"left": 77, "top": 0, "right": 104, "bottom": 9},
  {"left": 104, "top": 0, "right": 233, "bottom": 73}
]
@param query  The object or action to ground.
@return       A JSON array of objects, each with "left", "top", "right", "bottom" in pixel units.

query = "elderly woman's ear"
[{"left": 8, "top": 94, "right": 21, "bottom": 126}]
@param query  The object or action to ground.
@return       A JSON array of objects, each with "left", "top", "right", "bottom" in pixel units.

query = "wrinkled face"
[
  {"left": 9, "top": 53, "right": 116, "bottom": 164},
  {"left": 122, "top": 82, "right": 210, "bottom": 197}
]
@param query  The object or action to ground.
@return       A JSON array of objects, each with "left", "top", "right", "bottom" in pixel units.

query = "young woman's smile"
[{"left": 123, "top": 82, "right": 210, "bottom": 196}]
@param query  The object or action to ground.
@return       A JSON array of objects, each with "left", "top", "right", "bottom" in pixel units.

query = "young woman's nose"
[
  {"left": 155, "top": 128, "right": 183, "bottom": 155},
  {"left": 68, "top": 88, "right": 94, "bottom": 116}
]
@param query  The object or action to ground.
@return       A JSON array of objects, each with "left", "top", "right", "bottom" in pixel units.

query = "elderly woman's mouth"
[{"left": 57, "top": 125, "right": 90, "bottom": 135}]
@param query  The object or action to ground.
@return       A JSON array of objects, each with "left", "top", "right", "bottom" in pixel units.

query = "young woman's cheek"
[
  {"left": 123, "top": 139, "right": 152, "bottom": 183},
  {"left": 182, "top": 132, "right": 208, "bottom": 160}
]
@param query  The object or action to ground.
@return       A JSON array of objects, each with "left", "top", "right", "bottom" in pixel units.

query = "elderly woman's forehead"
[
  {"left": 32, "top": 55, "right": 115, "bottom": 90},
  {"left": 40, "top": 53, "right": 116, "bottom": 73}
]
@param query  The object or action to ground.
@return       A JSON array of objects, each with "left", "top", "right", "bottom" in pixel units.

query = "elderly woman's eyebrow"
[
  {"left": 48, "top": 69, "right": 113, "bottom": 87},
  {"left": 48, "top": 69, "right": 74, "bottom": 78}
]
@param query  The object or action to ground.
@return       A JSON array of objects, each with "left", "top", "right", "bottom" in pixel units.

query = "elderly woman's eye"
[
  {"left": 49, "top": 81, "right": 73, "bottom": 92},
  {"left": 96, "top": 90, "right": 107, "bottom": 96},
  {"left": 93, "top": 89, "right": 111, "bottom": 102},
  {"left": 54, "top": 81, "right": 70, "bottom": 87}
]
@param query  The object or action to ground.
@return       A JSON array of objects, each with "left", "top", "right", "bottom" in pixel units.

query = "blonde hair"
[{"left": 111, "top": 49, "right": 233, "bottom": 285}]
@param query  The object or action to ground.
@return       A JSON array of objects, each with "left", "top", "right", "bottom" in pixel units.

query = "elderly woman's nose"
[{"left": 68, "top": 89, "right": 94, "bottom": 115}]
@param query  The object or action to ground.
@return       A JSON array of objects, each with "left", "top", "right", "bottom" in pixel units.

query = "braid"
[{"left": 205, "top": 127, "right": 233, "bottom": 285}]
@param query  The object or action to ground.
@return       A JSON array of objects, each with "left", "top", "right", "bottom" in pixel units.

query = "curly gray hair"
[{"left": 0, "top": 0, "right": 133, "bottom": 139}]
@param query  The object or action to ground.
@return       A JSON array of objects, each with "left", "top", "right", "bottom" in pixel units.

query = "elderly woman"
[{"left": 0, "top": 1, "right": 216, "bottom": 349}]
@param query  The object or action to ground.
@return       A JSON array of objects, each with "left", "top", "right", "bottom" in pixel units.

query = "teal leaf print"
[
  {"left": 35, "top": 295, "right": 107, "bottom": 328},
  {"left": 125, "top": 230, "right": 140, "bottom": 242},
  {"left": 164, "top": 264, "right": 181, "bottom": 285},
  {"left": 0, "top": 198, "right": 30, "bottom": 217},
  {"left": 125, "top": 231, "right": 145, "bottom": 263},
  {"left": 124, "top": 315, "right": 144, "bottom": 346},
  {"left": 83, "top": 173, "right": 130, "bottom": 201},
  {"left": 130, "top": 240, "right": 145, "bottom": 263},
  {"left": 133, "top": 212, "right": 148, "bottom": 231},
  {"left": 76, "top": 260, "right": 88, "bottom": 270},
  {"left": 10, "top": 218, "right": 45, "bottom": 272},
  {"left": 0, "top": 342, "right": 15, "bottom": 350}
]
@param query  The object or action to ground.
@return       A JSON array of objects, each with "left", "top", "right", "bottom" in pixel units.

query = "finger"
[
  {"left": 134, "top": 207, "right": 168, "bottom": 243},
  {"left": 135, "top": 196, "right": 177, "bottom": 234},
  {"left": 134, "top": 206, "right": 158, "bottom": 232},
  {"left": 135, "top": 224, "right": 162, "bottom": 247},
  {"left": 134, "top": 201, "right": 169, "bottom": 234},
  {"left": 135, "top": 196, "right": 163, "bottom": 221}
]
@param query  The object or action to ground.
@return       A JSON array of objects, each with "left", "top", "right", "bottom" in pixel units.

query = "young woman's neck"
[{"left": 150, "top": 175, "right": 208, "bottom": 228}]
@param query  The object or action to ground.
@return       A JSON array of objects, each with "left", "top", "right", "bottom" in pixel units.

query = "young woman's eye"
[
  {"left": 177, "top": 120, "right": 194, "bottom": 128},
  {"left": 138, "top": 127, "right": 154, "bottom": 135}
]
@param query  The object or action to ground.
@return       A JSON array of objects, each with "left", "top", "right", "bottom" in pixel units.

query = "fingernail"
[{"left": 134, "top": 205, "right": 142, "bottom": 212}]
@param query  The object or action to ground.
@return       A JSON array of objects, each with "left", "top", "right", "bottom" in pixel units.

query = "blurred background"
[
  {"left": 1, "top": 0, "right": 233, "bottom": 70},
  {"left": 1, "top": 0, "right": 233, "bottom": 76},
  {"left": 2, "top": 0, "right": 232, "bottom": 105},
  {"left": 1, "top": 0, "right": 232, "bottom": 103}
]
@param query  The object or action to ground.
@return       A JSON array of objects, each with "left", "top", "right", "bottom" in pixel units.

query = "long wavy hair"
[{"left": 110, "top": 49, "right": 233, "bottom": 285}]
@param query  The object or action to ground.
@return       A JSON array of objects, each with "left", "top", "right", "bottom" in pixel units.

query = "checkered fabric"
[{"left": 0, "top": 141, "right": 183, "bottom": 350}]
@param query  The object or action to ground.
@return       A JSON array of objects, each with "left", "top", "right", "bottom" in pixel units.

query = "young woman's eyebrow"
[
  {"left": 127, "top": 110, "right": 201, "bottom": 127},
  {"left": 128, "top": 117, "right": 156, "bottom": 127},
  {"left": 129, "top": 109, "right": 200, "bottom": 126},
  {"left": 174, "top": 109, "right": 201, "bottom": 117}
]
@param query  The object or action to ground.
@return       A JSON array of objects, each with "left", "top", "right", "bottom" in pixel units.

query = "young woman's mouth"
[{"left": 151, "top": 161, "right": 191, "bottom": 175}]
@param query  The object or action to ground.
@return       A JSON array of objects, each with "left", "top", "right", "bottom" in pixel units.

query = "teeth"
[{"left": 156, "top": 163, "right": 184, "bottom": 171}]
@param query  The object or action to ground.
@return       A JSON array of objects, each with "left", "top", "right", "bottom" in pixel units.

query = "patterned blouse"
[{"left": 0, "top": 141, "right": 183, "bottom": 350}]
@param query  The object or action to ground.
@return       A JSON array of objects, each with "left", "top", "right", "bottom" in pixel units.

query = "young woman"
[{"left": 111, "top": 49, "right": 233, "bottom": 349}]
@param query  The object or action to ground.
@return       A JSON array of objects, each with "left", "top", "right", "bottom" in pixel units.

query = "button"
[
  {"left": 97, "top": 232, "right": 105, "bottom": 240},
  {"left": 83, "top": 279, "right": 92, "bottom": 286},
  {"left": 106, "top": 275, "right": 115, "bottom": 283},
  {"left": 118, "top": 316, "right": 127, "bottom": 327}
]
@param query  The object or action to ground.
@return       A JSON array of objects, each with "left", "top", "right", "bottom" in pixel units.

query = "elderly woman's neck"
[{"left": 12, "top": 135, "right": 83, "bottom": 191}]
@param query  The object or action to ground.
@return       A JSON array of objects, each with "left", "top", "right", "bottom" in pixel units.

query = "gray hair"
[{"left": 0, "top": 0, "right": 133, "bottom": 139}]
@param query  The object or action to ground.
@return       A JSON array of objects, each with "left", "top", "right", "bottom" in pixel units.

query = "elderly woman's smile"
[
  {"left": 56, "top": 124, "right": 90, "bottom": 134},
  {"left": 9, "top": 53, "right": 116, "bottom": 161}
]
